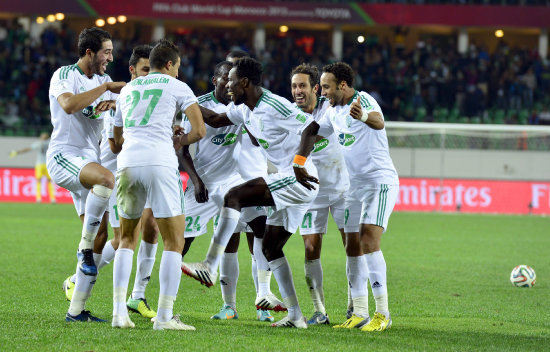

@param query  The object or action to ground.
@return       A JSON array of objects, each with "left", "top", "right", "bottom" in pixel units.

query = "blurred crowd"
[{"left": 1, "top": 20, "right": 550, "bottom": 136}]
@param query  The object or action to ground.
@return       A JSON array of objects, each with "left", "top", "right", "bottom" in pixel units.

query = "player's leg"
[
  {"left": 98, "top": 182, "right": 121, "bottom": 270},
  {"left": 334, "top": 197, "right": 370, "bottom": 329},
  {"left": 212, "top": 233, "right": 240, "bottom": 320},
  {"left": 44, "top": 166, "right": 56, "bottom": 203},
  {"left": 34, "top": 164, "right": 42, "bottom": 202},
  {"left": 182, "top": 178, "right": 274, "bottom": 286},
  {"left": 360, "top": 184, "right": 398, "bottom": 332},
  {"left": 78, "top": 162, "right": 115, "bottom": 275},
  {"left": 244, "top": 229, "right": 273, "bottom": 322},
  {"left": 127, "top": 208, "right": 158, "bottom": 319}
]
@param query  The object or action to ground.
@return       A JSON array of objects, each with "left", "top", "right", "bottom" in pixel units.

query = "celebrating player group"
[{"left": 48, "top": 27, "right": 399, "bottom": 331}]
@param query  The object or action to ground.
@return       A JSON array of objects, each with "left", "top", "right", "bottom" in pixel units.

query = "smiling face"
[
  {"left": 320, "top": 72, "right": 345, "bottom": 107},
  {"left": 226, "top": 67, "right": 246, "bottom": 105},
  {"left": 90, "top": 40, "right": 113, "bottom": 75},
  {"left": 214, "top": 64, "right": 231, "bottom": 105},
  {"left": 291, "top": 73, "right": 318, "bottom": 112}
]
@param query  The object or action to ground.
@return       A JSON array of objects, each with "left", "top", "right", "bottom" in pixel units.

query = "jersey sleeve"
[
  {"left": 175, "top": 81, "right": 198, "bottom": 113},
  {"left": 359, "top": 91, "right": 384, "bottom": 120},
  {"left": 114, "top": 97, "right": 123, "bottom": 127},
  {"left": 226, "top": 102, "right": 245, "bottom": 125},
  {"left": 49, "top": 67, "right": 76, "bottom": 99},
  {"left": 317, "top": 112, "right": 334, "bottom": 137}
]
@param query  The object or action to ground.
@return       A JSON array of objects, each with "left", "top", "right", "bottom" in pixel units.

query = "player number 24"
[{"left": 125, "top": 89, "right": 163, "bottom": 127}]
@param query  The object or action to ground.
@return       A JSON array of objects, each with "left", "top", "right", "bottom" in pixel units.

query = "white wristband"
[{"left": 360, "top": 110, "right": 369, "bottom": 123}]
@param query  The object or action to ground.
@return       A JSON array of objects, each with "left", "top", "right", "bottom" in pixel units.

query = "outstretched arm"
[
  {"left": 57, "top": 82, "right": 126, "bottom": 115},
  {"left": 200, "top": 106, "right": 234, "bottom": 128}
]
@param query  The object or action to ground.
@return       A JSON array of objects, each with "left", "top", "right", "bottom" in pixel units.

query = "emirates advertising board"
[{"left": 1, "top": 167, "right": 549, "bottom": 215}]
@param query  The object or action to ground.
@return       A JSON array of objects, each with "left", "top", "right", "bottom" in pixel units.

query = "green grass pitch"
[{"left": 0, "top": 203, "right": 549, "bottom": 351}]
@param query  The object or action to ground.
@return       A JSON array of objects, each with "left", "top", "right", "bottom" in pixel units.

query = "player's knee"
[
  {"left": 262, "top": 244, "right": 282, "bottom": 262},
  {"left": 223, "top": 187, "right": 241, "bottom": 209},
  {"left": 98, "top": 170, "right": 115, "bottom": 189},
  {"left": 92, "top": 184, "right": 113, "bottom": 199}
]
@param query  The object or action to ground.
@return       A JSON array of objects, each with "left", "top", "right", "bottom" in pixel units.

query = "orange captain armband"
[{"left": 293, "top": 155, "right": 307, "bottom": 168}]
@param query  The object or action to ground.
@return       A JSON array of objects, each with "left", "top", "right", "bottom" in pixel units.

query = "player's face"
[
  {"left": 291, "top": 73, "right": 317, "bottom": 111},
  {"left": 214, "top": 65, "right": 231, "bottom": 105},
  {"left": 320, "top": 72, "right": 344, "bottom": 107},
  {"left": 227, "top": 67, "right": 246, "bottom": 105},
  {"left": 130, "top": 58, "right": 151, "bottom": 80},
  {"left": 91, "top": 40, "right": 113, "bottom": 75},
  {"left": 167, "top": 56, "right": 181, "bottom": 78}
]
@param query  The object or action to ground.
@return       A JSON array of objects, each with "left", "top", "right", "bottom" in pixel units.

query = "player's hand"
[
  {"left": 194, "top": 180, "right": 209, "bottom": 203},
  {"left": 105, "top": 81, "right": 126, "bottom": 93},
  {"left": 294, "top": 167, "right": 319, "bottom": 191},
  {"left": 95, "top": 100, "right": 116, "bottom": 113},
  {"left": 9, "top": 150, "right": 17, "bottom": 158},
  {"left": 172, "top": 126, "right": 185, "bottom": 150},
  {"left": 349, "top": 96, "right": 362, "bottom": 120}
]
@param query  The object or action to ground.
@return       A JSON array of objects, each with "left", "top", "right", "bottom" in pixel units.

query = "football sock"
[
  {"left": 98, "top": 239, "right": 116, "bottom": 270},
  {"left": 157, "top": 251, "right": 182, "bottom": 323},
  {"left": 365, "top": 250, "right": 389, "bottom": 316},
  {"left": 131, "top": 240, "right": 157, "bottom": 300},
  {"left": 113, "top": 248, "right": 133, "bottom": 317},
  {"left": 220, "top": 252, "right": 239, "bottom": 308},
  {"left": 251, "top": 255, "right": 259, "bottom": 294},
  {"left": 305, "top": 259, "right": 326, "bottom": 315},
  {"left": 269, "top": 256, "right": 302, "bottom": 320},
  {"left": 253, "top": 237, "right": 272, "bottom": 297},
  {"left": 35, "top": 179, "right": 41, "bottom": 202},
  {"left": 347, "top": 255, "right": 369, "bottom": 319},
  {"left": 68, "top": 254, "right": 100, "bottom": 316},
  {"left": 205, "top": 208, "right": 240, "bottom": 272},
  {"left": 78, "top": 190, "right": 109, "bottom": 251}
]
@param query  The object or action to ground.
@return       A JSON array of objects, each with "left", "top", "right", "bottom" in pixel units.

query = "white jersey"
[
  {"left": 318, "top": 90, "right": 399, "bottom": 187},
  {"left": 233, "top": 102, "right": 268, "bottom": 180},
  {"left": 114, "top": 72, "right": 197, "bottom": 168},
  {"left": 31, "top": 139, "right": 50, "bottom": 165},
  {"left": 48, "top": 63, "right": 115, "bottom": 156},
  {"left": 226, "top": 89, "right": 315, "bottom": 172},
  {"left": 99, "top": 109, "right": 117, "bottom": 171},
  {"left": 181, "top": 91, "right": 240, "bottom": 185},
  {"left": 295, "top": 97, "right": 349, "bottom": 197}
]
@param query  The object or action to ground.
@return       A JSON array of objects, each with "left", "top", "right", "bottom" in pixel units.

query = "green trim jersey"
[
  {"left": 226, "top": 89, "right": 315, "bottom": 172},
  {"left": 114, "top": 73, "right": 197, "bottom": 168},
  {"left": 318, "top": 90, "right": 399, "bottom": 187},
  {"left": 48, "top": 64, "right": 115, "bottom": 155},
  {"left": 295, "top": 97, "right": 349, "bottom": 197},
  {"left": 181, "top": 91, "right": 241, "bottom": 185}
]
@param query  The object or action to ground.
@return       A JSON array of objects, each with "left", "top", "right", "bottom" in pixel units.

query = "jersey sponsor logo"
[
  {"left": 258, "top": 138, "right": 270, "bottom": 149},
  {"left": 211, "top": 133, "right": 238, "bottom": 146},
  {"left": 338, "top": 133, "right": 356, "bottom": 146},
  {"left": 295, "top": 113, "right": 307, "bottom": 123},
  {"left": 312, "top": 138, "right": 329, "bottom": 153},
  {"left": 81, "top": 105, "right": 100, "bottom": 119}
]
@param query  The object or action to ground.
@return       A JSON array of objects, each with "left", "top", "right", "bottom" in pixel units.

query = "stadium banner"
[
  {"left": 0, "top": 167, "right": 189, "bottom": 204},
  {"left": 395, "top": 177, "right": 550, "bottom": 215}
]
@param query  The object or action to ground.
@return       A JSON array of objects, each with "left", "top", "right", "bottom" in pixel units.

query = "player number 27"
[{"left": 125, "top": 89, "right": 163, "bottom": 127}]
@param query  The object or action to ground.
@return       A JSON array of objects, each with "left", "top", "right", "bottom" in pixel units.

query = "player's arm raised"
[
  {"left": 178, "top": 102, "right": 206, "bottom": 146},
  {"left": 199, "top": 106, "right": 234, "bottom": 128},
  {"left": 349, "top": 96, "right": 384, "bottom": 130},
  {"left": 57, "top": 81, "right": 126, "bottom": 115}
]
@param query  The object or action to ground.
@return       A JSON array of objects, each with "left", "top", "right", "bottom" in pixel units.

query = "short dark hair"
[
  {"left": 227, "top": 49, "right": 250, "bottom": 60},
  {"left": 213, "top": 61, "right": 233, "bottom": 78},
  {"left": 149, "top": 39, "right": 179, "bottom": 70},
  {"left": 129, "top": 44, "right": 153, "bottom": 67},
  {"left": 77, "top": 27, "right": 112, "bottom": 57},
  {"left": 291, "top": 63, "right": 319, "bottom": 88},
  {"left": 322, "top": 62, "right": 355, "bottom": 88},
  {"left": 234, "top": 57, "right": 263, "bottom": 86}
]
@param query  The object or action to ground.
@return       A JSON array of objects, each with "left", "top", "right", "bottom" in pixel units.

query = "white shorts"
[
  {"left": 344, "top": 184, "right": 399, "bottom": 234},
  {"left": 299, "top": 193, "right": 346, "bottom": 235},
  {"left": 47, "top": 149, "right": 99, "bottom": 216},
  {"left": 116, "top": 166, "right": 184, "bottom": 219},
  {"left": 264, "top": 166, "right": 318, "bottom": 233},
  {"left": 184, "top": 173, "right": 266, "bottom": 238}
]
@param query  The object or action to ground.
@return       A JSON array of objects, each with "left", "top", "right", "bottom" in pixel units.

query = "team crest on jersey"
[
  {"left": 338, "top": 133, "right": 356, "bottom": 146},
  {"left": 81, "top": 105, "right": 100, "bottom": 119},
  {"left": 211, "top": 133, "right": 238, "bottom": 146},
  {"left": 296, "top": 113, "right": 307, "bottom": 123},
  {"left": 79, "top": 86, "right": 85, "bottom": 92},
  {"left": 258, "top": 139, "right": 269, "bottom": 149},
  {"left": 313, "top": 138, "right": 329, "bottom": 153}
]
